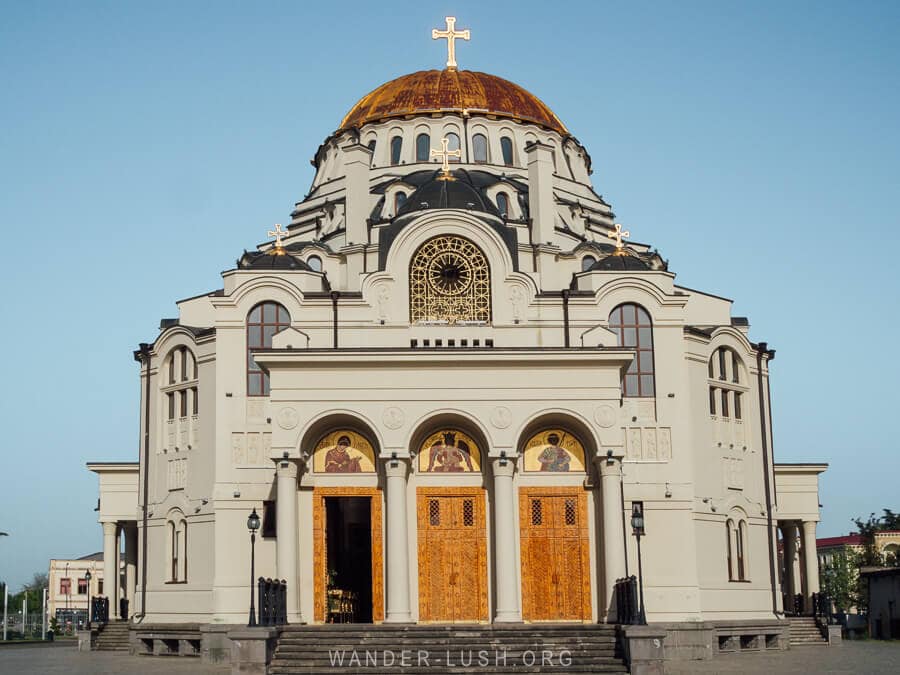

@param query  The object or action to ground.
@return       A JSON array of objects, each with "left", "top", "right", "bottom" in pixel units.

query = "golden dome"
[{"left": 338, "top": 70, "right": 568, "bottom": 135}]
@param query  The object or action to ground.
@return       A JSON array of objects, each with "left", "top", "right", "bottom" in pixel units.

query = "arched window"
[
  {"left": 409, "top": 235, "right": 491, "bottom": 324},
  {"left": 247, "top": 302, "right": 291, "bottom": 396},
  {"left": 472, "top": 133, "right": 488, "bottom": 163},
  {"left": 416, "top": 133, "right": 430, "bottom": 162},
  {"left": 581, "top": 255, "right": 596, "bottom": 271},
  {"left": 727, "top": 517, "right": 748, "bottom": 581},
  {"left": 167, "top": 512, "right": 187, "bottom": 583},
  {"left": 500, "top": 136, "right": 514, "bottom": 166},
  {"left": 496, "top": 192, "right": 509, "bottom": 218},
  {"left": 394, "top": 191, "right": 407, "bottom": 213},
  {"left": 445, "top": 132, "right": 461, "bottom": 161},
  {"left": 737, "top": 521, "right": 748, "bottom": 581},
  {"left": 726, "top": 520, "right": 735, "bottom": 580},
  {"left": 709, "top": 347, "right": 744, "bottom": 419},
  {"left": 366, "top": 139, "right": 376, "bottom": 165},
  {"left": 608, "top": 304, "right": 655, "bottom": 397},
  {"left": 164, "top": 346, "right": 198, "bottom": 423},
  {"left": 307, "top": 255, "right": 322, "bottom": 272},
  {"left": 390, "top": 135, "right": 403, "bottom": 165}
]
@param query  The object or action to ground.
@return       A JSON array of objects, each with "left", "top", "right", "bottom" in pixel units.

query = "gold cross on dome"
[
  {"left": 432, "top": 16, "right": 470, "bottom": 71},
  {"left": 610, "top": 223, "right": 630, "bottom": 253},
  {"left": 431, "top": 137, "right": 462, "bottom": 176},
  {"left": 267, "top": 223, "right": 287, "bottom": 248}
]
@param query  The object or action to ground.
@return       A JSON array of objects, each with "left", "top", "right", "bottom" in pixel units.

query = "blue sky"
[{"left": 1, "top": 1, "right": 898, "bottom": 588}]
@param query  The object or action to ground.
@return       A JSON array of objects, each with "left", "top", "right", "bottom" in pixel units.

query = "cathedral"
[{"left": 88, "top": 17, "right": 830, "bottom": 669}]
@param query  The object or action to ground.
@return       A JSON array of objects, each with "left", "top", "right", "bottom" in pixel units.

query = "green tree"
[{"left": 821, "top": 549, "right": 858, "bottom": 612}]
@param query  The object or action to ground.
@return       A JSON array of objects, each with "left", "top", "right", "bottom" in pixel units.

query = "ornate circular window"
[{"left": 410, "top": 235, "right": 491, "bottom": 324}]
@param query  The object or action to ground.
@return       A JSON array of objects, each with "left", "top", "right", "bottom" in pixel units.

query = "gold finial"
[
  {"left": 267, "top": 223, "right": 288, "bottom": 255},
  {"left": 432, "top": 16, "right": 470, "bottom": 71},
  {"left": 431, "top": 137, "right": 462, "bottom": 179},
  {"left": 610, "top": 223, "right": 630, "bottom": 255}
]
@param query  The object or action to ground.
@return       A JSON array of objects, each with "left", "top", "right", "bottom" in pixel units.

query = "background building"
[{"left": 47, "top": 553, "right": 105, "bottom": 630}]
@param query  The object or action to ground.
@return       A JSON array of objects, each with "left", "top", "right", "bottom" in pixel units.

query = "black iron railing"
[
  {"left": 257, "top": 577, "right": 287, "bottom": 626},
  {"left": 615, "top": 575, "right": 639, "bottom": 625},
  {"left": 91, "top": 596, "right": 109, "bottom": 624},
  {"left": 812, "top": 592, "right": 833, "bottom": 623}
]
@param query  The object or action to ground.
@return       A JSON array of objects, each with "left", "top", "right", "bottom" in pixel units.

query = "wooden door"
[
  {"left": 417, "top": 488, "right": 488, "bottom": 623},
  {"left": 519, "top": 487, "right": 591, "bottom": 621},
  {"left": 312, "top": 487, "right": 384, "bottom": 623}
]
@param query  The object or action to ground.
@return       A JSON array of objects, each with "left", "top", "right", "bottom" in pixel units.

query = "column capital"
[
  {"left": 594, "top": 451, "right": 623, "bottom": 477},
  {"left": 384, "top": 456, "right": 411, "bottom": 478},
  {"left": 102, "top": 521, "right": 118, "bottom": 534},
  {"left": 491, "top": 456, "right": 517, "bottom": 478},
  {"left": 275, "top": 457, "right": 300, "bottom": 478}
]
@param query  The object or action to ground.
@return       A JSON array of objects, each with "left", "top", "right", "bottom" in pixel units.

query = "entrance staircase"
[
  {"left": 788, "top": 617, "right": 826, "bottom": 646},
  {"left": 94, "top": 620, "right": 130, "bottom": 651},
  {"left": 270, "top": 624, "right": 628, "bottom": 673}
]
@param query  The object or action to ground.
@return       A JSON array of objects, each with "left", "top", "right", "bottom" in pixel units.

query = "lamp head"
[
  {"left": 631, "top": 503, "right": 645, "bottom": 535},
  {"left": 247, "top": 508, "right": 261, "bottom": 533}
]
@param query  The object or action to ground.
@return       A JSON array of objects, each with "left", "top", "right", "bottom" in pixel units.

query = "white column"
[
  {"left": 597, "top": 455, "right": 627, "bottom": 622},
  {"left": 781, "top": 522, "right": 798, "bottom": 608},
  {"left": 102, "top": 521, "right": 118, "bottom": 617},
  {"left": 802, "top": 520, "right": 820, "bottom": 614},
  {"left": 276, "top": 459, "right": 302, "bottom": 623},
  {"left": 491, "top": 457, "right": 521, "bottom": 623},
  {"left": 384, "top": 457, "right": 413, "bottom": 623},
  {"left": 125, "top": 524, "right": 137, "bottom": 618}
]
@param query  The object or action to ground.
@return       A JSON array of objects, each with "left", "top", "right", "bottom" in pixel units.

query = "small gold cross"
[
  {"left": 431, "top": 137, "right": 462, "bottom": 176},
  {"left": 268, "top": 223, "right": 287, "bottom": 248},
  {"left": 610, "top": 223, "right": 630, "bottom": 253},
  {"left": 432, "top": 16, "right": 470, "bottom": 71}
]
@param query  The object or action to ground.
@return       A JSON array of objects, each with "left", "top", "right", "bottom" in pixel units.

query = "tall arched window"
[
  {"left": 709, "top": 347, "right": 744, "bottom": 419},
  {"left": 737, "top": 521, "right": 748, "bottom": 581},
  {"left": 390, "top": 135, "right": 403, "bottom": 165},
  {"left": 445, "top": 133, "right": 461, "bottom": 161},
  {"left": 581, "top": 255, "right": 596, "bottom": 271},
  {"left": 500, "top": 136, "right": 514, "bottom": 166},
  {"left": 608, "top": 304, "right": 655, "bottom": 397},
  {"left": 726, "top": 520, "right": 735, "bottom": 580},
  {"left": 247, "top": 302, "right": 291, "bottom": 396},
  {"left": 394, "top": 191, "right": 407, "bottom": 213},
  {"left": 496, "top": 192, "right": 509, "bottom": 218},
  {"left": 366, "top": 139, "right": 376, "bottom": 165},
  {"left": 472, "top": 133, "right": 488, "bottom": 163},
  {"left": 416, "top": 133, "right": 430, "bottom": 162},
  {"left": 167, "top": 512, "right": 187, "bottom": 583},
  {"left": 164, "top": 346, "right": 198, "bottom": 423}
]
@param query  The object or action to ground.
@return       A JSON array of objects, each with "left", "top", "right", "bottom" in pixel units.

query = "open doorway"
[{"left": 325, "top": 497, "right": 373, "bottom": 623}]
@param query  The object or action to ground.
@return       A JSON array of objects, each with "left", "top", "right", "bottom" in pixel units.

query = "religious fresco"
[
  {"left": 522, "top": 429, "right": 586, "bottom": 472},
  {"left": 313, "top": 430, "right": 376, "bottom": 473},
  {"left": 418, "top": 429, "right": 481, "bottom": 473}
]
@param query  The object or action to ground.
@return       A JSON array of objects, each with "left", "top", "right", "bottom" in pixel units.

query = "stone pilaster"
[
  {"left": 276, "top": 459, "right": 303, "bottom": 623},
  {"left": 491, "top": 456, "right": 521, "bottom": 622},
  {"left": 384, "top": 456, "right": 413, "bottom": 623}
]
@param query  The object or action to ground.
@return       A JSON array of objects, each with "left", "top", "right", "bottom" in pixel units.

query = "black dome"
[
  {"left": 396, "top": 169, "right": 501, "bottom": 218},
  {"left": 238, "top": 250, "right": 312, "bottom": 271},
  {"left": 590, "top": 253, "right": 650, "bottom": 271}
]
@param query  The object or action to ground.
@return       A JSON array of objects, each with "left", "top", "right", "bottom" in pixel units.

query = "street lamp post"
[
  {"left": 631, "top": 502, "right": 647, "bottom": 625},
  {"left": 85, "top": 570, "right": 92, "bottom": 630},
  {"left": 247, "top": 508, "right": 261, "bottom": 627}
]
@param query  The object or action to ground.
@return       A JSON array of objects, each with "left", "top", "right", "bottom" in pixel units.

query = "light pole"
[
  {"left": 85, "top": 570, "right": 92, "bottom": 630},
  {"left": 247, "top": 508, "right": 261, "bottom": 627},
  {"left": 631, "top": 502, "right": 647, "bottom": 625}
]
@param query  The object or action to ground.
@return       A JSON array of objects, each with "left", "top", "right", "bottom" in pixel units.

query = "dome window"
[
  {"left": 390, "top": 136, "right": 403, "bottom": 165},
  {"left": 581, "top": 255, "right": 596, "bottom": 271},
  {"left": 472, "top": 134, "right": 488, "bottom": 163},
  {"left": 394, "top": 191, "right": 407, "bottom": 213},
  {"left": 446, "top": 133, "right": 461, "bottom": 162},
  {"left": 307, "top": 255, "right": 322, "bottom": 272},
  {"left": 500, "top": 136, "right": 514, "bottom": 166},
  {"left": 367, "top": 139, "right": 376, "bottom": 165},
  {"left": 496, "top": 192, "right": 510, "bottom": 218},
  {"left": 416, "top": 133, "right": 430, "bottom": 162}
]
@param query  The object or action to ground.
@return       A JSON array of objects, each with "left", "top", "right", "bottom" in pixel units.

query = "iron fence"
[
  {"left": 614, "top": 575, "right": 639, "bottom": 625},
  {"left": 257, "top": 578, "right": 287, "bottom": 626}
]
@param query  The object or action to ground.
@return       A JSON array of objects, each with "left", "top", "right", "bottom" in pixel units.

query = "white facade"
[{"left": 88, "top": 58, "right": 827, "bottom": 638}]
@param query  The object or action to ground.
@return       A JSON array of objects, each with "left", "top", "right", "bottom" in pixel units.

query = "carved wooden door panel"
[
  {"left": 417, "top": 489, "right": 487, "bottom": 623},
  {"left": 519, "top": 488, "right": 591, "bottom": 621}
]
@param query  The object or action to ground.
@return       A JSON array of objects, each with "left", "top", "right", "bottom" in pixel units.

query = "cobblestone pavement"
[
  {"left": 0, "top": 643, "right": 229, "bottom": 674},
  {"left": 666, "top": 640, "right": 900, "bottom": 674}
]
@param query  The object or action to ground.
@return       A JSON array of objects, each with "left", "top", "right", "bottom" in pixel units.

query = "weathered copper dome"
[{"left": 338, "top": 70, "right": 568, "bottom": 135}]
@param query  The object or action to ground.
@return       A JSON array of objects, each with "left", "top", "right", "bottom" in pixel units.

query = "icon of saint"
[
  {"left": 325, "top": 435, "right": 362, "bottom": 473},
  {"left": 537, "top": 432, "right": 571, "bottom": 472}
]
